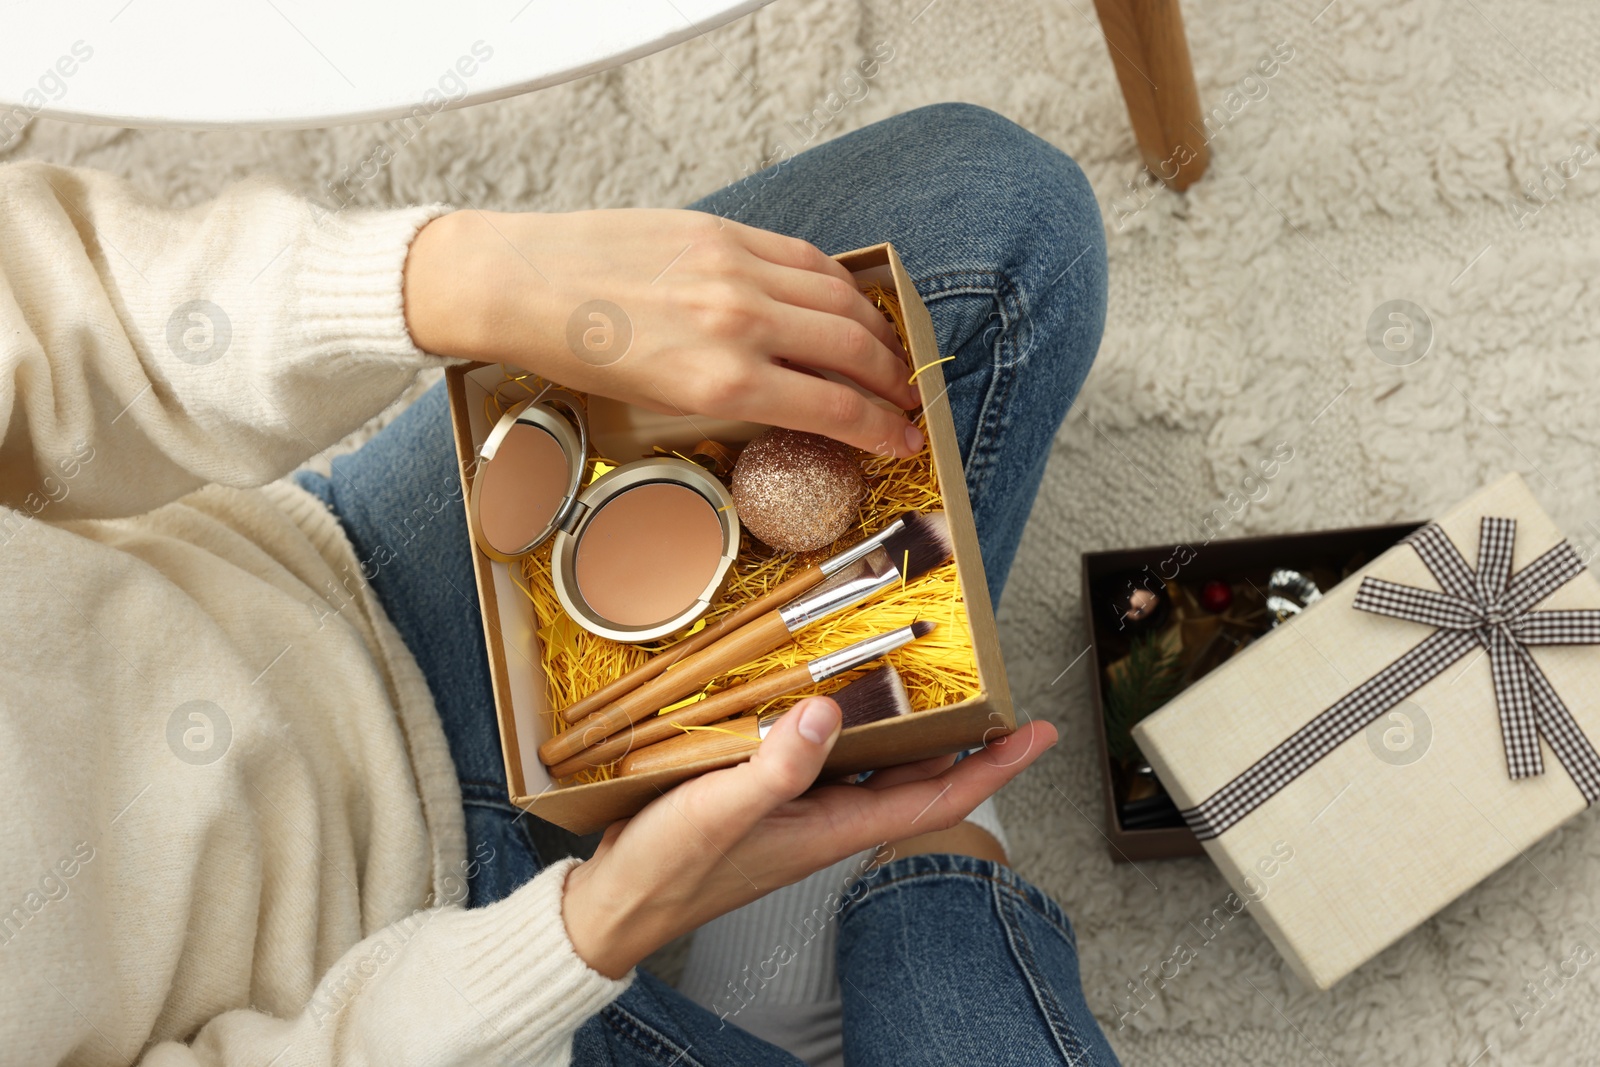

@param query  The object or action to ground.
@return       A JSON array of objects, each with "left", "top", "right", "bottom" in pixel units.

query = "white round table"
[{"left": 0, "top": 0, "right": 771, "bottom": 130}]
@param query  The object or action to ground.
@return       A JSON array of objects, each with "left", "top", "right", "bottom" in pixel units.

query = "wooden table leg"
[{"left": 1091, "top": 0, "right": 1209, "bottom": 190}]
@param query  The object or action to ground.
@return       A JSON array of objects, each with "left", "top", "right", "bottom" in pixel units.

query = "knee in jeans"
[
  {"left": 899, "top": 102, "right": 1106, "bottom": 303},
  {"left": 898, "top": 103, "right": 1099, "bottom": 220}
]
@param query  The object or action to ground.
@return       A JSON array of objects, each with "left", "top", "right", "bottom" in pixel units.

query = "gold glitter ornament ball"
[{"left": 731, "top": 427, "right": 866, "bottom": 553}]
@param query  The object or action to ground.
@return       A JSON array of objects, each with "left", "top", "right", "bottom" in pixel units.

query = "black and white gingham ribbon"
[{"left": 1181, "top": 518, "right": 1600, "bottom": 841}]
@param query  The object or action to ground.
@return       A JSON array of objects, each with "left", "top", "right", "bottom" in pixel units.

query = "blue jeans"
[{"left": 294, "top": 103, "right": 1113, "bottom": 1066}]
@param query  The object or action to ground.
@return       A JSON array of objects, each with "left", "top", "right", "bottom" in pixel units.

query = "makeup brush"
[
  {"left": 546, "top": 621, "right": 934, "bottom": 779},
  {"left": 617, "top": 664, "right": 914, "bottom": 776},
  {"left": 538, "top": 512, "right": 952, "bottom": 768},
  {"left": 557, "top": 513, "right": 917, "bottom": 725}
]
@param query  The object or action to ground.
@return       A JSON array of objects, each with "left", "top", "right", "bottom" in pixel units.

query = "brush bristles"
[
  {"left": 834, "top": 665, "right": 913, "bottom": 729},
  {"left": 910, "top": 619, "right": 936, "bottom": 639},
  {"left": 883, "top": 510, "right": 953, "bottom": 583}
]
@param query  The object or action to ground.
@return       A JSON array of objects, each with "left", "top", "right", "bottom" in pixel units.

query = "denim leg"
[
  {"left": 569, "top": 970, "right": 808, "bottom": 1067},
  {"left": 688, "top": 102, "right": 1107, "bottom": 605},
  {"left": 837, "top": 855, "right": 1121, "bottom": 1067}
]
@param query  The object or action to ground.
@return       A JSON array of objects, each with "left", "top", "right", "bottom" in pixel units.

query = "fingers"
[
  {"left": 730, "top": 224, "right": 858, "bottom": 290},
  {"left": 821, "top": 722, "right": 1058, "bottom": 852},
  {"left": 901, "top": 722, "right": 1059, "bottom": 828},
  {"left": 650, "top": 217, "right": 922, "bottom": 451},
  {"left": 725, "top": 225, "right": 918, "bottom": 412},
  {"left": 742, "top": 366, "right": 924, "bottom": 458},
  {"left": 859, "top": 753, "right": 959, "bottom": 790},
  {"left": 758, "top": 297, "right": 919, "bottom": 411},
  {"left": 712, "top": 697, "right": 843, "bottom": 840},
  {"left": 747, "top": 258, "right": 910, "bottom": 371}
]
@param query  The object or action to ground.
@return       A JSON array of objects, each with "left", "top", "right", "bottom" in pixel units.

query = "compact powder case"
[{"left": 468, "top": 388, "right": 740, "bottom": 643}]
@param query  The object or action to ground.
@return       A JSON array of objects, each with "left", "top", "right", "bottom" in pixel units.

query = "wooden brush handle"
[
  {"left": 559, "top": 565, "right": 825, "bottom": 724},
  {"left": 618, "top": 716, "right": 763, "bottom": 776},
  {"left": 538, "top": 609, "right": 794, "bottom": 767},
  {"left": 546, "top": 663, "right": 812, "bottom": 778}
]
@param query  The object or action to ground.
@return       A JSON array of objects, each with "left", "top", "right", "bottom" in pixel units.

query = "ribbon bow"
[{"left": 1182, "top": 518, "right": 1600, "bottom": 841}]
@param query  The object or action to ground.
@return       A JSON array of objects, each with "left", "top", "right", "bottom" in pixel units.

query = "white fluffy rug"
[{"left": 15, "top": 0, "right": 1600, "bottom": 1062}]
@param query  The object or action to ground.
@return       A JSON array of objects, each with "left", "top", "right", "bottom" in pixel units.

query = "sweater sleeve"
[
  {"left": 0, "top": 160, "right": 458, "bottom": 521},
  {"left": 141, "top": 859, "right": 634, "bottom": 1067}
]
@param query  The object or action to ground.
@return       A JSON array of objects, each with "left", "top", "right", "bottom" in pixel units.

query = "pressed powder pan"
[
  {"left": 573, "top": 480, "right": 723, "bottom": 626},
  {"left": 553, "top": 460, "right": 738, "bottom": 641},
  {"left": 467, "top": 388, "right": 740, "bottom": 643}
]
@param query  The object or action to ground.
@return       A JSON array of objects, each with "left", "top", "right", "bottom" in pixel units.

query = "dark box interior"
[{"left": 1081, "top": 521, "right": 1422, "bottom": 862}]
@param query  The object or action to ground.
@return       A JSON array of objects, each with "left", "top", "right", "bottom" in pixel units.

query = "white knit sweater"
[{"left": 0, "top": 162, "right": 632, "bottom": 1066}]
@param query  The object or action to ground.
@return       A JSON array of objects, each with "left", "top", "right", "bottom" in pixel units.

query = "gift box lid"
[{"left": 1131, "top": 473, "right": 1600, "bottom": 989}]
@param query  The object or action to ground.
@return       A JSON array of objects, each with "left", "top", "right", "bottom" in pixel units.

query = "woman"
[{"left": 0, "top": 103, "right": 1113, "bottom": 1065}]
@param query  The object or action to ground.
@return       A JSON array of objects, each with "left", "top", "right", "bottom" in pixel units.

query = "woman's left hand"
[{"left": 559, "top": 697, "right": 1058, "bottom": 979}]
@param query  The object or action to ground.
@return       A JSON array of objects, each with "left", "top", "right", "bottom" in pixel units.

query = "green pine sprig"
[{"left": 1103, "top": 633, "right": 1184, "bottom": 763}]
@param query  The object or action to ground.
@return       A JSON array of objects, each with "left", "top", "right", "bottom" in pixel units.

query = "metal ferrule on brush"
[
  {"left": 778, "top": 549, "right": 897, "bottom": 631},
  {"left": 806, "top": 624, "right": 920, "bottom": 683},
  {"left": 818, "top": 516, "right": 907, "bottom": 577}
]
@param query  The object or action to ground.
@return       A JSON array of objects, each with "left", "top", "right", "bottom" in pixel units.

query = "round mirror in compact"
[
  {"left": 469, "top": 391, "right": 589, "bottom": 562},
  {"left": 467, "top": 388, "right": 740, "bottom": 643}
]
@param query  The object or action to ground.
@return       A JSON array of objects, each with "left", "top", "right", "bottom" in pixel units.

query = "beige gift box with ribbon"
[{"left": 1132, "top": 473, "right": 1600, "bottom": 990}]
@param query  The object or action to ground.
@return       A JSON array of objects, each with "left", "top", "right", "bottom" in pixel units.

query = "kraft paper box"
[
  {"left": 444, "top": 243, "right": 1012, "bottom": 835},
  {"left": 1132, "top": 474, "right": 1600, "bottom": 990}
]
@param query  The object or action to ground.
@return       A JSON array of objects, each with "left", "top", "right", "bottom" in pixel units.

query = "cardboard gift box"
[
  {"left": 1132, "top": 473, "right": 1600, "bottom": 989},
  {"left": 1082, "top": 521, "right": 1420, "bottom": 862},
  {"left": 443, "top": 243, "right": 1013, "bottom": 835}
]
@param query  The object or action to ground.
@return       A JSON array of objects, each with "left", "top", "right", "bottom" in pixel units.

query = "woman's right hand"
[{"left": 402, "top": 207, "right": 926, "bottom": 458}]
